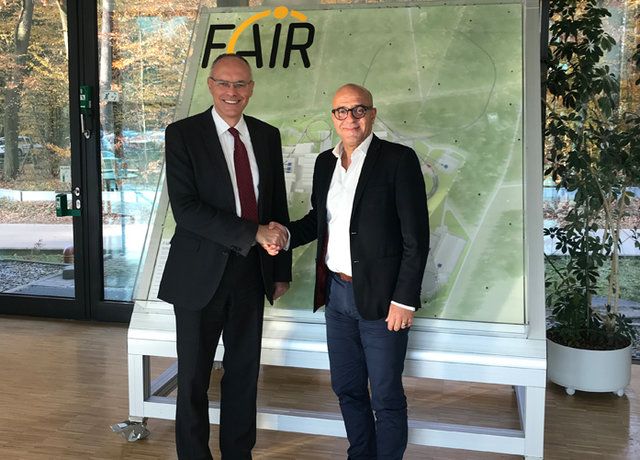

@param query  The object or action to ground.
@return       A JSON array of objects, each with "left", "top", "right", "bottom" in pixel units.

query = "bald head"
[
  {"left": 333, "top": 84, "right": 373, "bottom": 108},
  {"left": 210, "top": 53, "right": 253, "bottom": 79}
]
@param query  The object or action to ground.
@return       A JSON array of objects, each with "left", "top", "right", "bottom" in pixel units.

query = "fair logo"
[{"left": 201, "top": 6, "right": 315, "bottom": 69}]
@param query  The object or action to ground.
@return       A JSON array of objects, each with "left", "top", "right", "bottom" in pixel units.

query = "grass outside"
[{"left": 0, "top": 249, "right": 65, "bottom": 264}]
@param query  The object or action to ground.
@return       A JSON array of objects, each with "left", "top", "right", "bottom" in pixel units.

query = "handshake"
[{"left": 255, "top": 221, "right": 289, "bottom": 256}]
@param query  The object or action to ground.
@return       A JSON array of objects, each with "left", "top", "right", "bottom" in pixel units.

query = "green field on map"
[{"left": 161, "top": 3, "right": 525, "bottom": 324}]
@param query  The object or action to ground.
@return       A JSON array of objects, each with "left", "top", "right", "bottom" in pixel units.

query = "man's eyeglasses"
[
  {"left": 209, "top": 77, "right": 252, "bottom": 89},
  {"left": 331, "top": 105, "right": 373, "bottom": 120}
]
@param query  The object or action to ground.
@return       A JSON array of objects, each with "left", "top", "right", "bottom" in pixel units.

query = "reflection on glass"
[
  {"left": 0, "top": 2, "right": 74, "bottom": 297},
  {"left": 98, "top": 1, "right": 202, "bottom": 300}
]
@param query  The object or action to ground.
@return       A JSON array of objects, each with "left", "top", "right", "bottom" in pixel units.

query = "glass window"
[{"left": 1, "top": 1, "right": 74, "bottom": 298}]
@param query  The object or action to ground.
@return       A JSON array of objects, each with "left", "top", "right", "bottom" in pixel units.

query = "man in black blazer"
[
  {"left": 158, "top": 54, "right": 291, "bottom": 460},
  {"left": 267, "top": 84, "right": 429, "bottom": 459}
]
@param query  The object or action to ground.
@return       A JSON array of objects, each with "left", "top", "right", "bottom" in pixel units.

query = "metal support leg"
[
  {"left": 111, "top": 353, "right": 152, "bottom": 441},
  {"left": 517, "top": 385, "right": 545, "bottom": 460}
]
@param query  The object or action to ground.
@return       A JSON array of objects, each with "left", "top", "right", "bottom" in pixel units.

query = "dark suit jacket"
[
  {"left": 289, "top": 135, "right": 429, "bottom": 321},
  {"left": 158, "top": 107, "right": 292, "bottom": 310}
]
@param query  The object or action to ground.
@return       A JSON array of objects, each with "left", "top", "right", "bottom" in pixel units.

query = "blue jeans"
[{"left": 325, "top": 272, "right": 409, "bottom": 460}]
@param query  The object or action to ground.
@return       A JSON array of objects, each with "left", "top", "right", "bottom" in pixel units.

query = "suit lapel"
[
  {"left": 314, "top": 152, "right": 337, "bottom": 310},
  {"left": 198, "top": 108, "right": 236, "bottom": 212},
  {"left": 352, "top": 135, "right": 381, "bottom": 213}
]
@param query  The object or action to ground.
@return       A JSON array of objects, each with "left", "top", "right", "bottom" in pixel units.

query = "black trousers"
[{"left": 173, "top": 248, "right": 264, "bottom": 460}]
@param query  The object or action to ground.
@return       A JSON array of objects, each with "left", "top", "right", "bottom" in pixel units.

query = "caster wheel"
[
  {"left": 110, "top": 418, "right": 150, "bottom": 442},
  {"left": 565, "top": 387, "right": 575, "bottom": 395}
]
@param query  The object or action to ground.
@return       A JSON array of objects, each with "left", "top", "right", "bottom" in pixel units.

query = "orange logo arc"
[{"left": 226, "top": 7, "right": 308, "bottom": 53}]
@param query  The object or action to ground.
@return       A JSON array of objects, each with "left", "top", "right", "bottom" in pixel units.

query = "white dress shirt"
[
  {"left": 325, "top": 133, "right": 414, "bottom": 312},
  {"left": 211, "top": 108, "right": 260, "bottom": 218},
  {"left": 325, "top": 134, "right": 371, "bottom": 276}
]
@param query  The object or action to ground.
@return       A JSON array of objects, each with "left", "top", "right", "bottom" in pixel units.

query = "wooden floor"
[{"left": 0, "top": 316, "right": 638, "bottom": 459}]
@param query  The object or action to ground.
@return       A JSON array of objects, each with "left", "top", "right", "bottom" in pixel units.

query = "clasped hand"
[{"left": 256, "top": 221, "right": 288, "bottom": 256}]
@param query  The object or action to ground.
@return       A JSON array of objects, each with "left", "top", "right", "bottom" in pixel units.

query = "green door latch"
[{"left": 56, "top": 193, "right": 81, "bottom": 217}]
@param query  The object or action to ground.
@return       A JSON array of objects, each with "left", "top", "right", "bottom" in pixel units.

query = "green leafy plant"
[{"left": 544, "top": 0, "right": 640, "bottom": 350}]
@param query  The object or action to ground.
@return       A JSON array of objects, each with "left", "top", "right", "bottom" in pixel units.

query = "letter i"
[{"left": 269, "top": 23, "right": 282, "bottom": 68}]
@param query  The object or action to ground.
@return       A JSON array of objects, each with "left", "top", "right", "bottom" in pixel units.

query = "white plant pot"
[{"left": 547, "top": 338, "right": 632, "bottom": 396}]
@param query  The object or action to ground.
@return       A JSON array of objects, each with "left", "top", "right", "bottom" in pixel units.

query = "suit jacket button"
[{"left": 353, "top": 260, "right": 359, "bottom": 263}]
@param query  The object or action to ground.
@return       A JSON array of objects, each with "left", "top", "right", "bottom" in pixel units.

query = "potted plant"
[{"left": 544, "top": 0, "right": 640, "bottom": 395}]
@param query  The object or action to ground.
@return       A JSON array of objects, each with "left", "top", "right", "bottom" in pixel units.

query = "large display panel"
[{"left": 139, "top": 2, "right": 526, "bottom": 325}]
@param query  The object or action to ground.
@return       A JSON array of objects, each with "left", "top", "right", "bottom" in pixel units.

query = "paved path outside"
[
  {"left": 545, "top": 229, "right": 640, "bottom": 256},
  {"left": 3, "top": 224, "right": 638, "bottom": 254},
  {"left": 0, "top": 223, "right": 133, "bottom": 250},
  {"left": 0, "top": 224, "right": 74, "bottom": 250}
]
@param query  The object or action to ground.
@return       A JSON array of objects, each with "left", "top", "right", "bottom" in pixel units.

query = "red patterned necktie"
[{"left": 228, "top": 127, "right": 258, "bottom": 223}]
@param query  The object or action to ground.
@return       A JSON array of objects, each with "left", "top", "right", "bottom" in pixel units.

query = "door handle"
[{"left": 79, "top": 85, "right": 92, "bottom": 139}]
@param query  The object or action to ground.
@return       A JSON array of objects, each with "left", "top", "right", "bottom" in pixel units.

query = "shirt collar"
[
  {"left": 211, "top": 107, "right": 249, "bottom": 138},
  {"left": 332, "top": 132, "right": 374, "bottom": 159}
]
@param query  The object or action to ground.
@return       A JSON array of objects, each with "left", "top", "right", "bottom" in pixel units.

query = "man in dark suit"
[
  {"left": 158, "top": 53, "right": 291, "bottom": 460},
  {"left": 267, "top": 84, "right": 429, "bottom": 459}
]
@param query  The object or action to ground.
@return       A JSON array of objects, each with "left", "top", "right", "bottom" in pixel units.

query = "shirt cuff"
[
  {"left": 284, "top": 227, "right": 291, "bottom": 251},
  {"left": 391, "top": 301, "right": 415, "bottom": 311}
]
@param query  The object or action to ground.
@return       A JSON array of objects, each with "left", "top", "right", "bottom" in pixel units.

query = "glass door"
[
  {"left": 0, "top": 0, "right": 85, "bottom": 317},
  {"left": 96, "top": 1, "right": 202, "bottom": 305},
  {"left": 0, "top": 0, "right": 206, "bottom": 320}
]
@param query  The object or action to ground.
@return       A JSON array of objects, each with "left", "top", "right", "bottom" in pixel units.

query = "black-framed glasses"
[
  {"left": 208, "top": 77, "right": 253, "bottom": 89},
  {"left": 331, "top": 105, "right": 373, "bottom": 120}
]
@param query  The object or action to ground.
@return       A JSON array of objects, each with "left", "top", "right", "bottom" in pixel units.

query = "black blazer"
[
  {"left": 289, "top": 135, "right": 429, "bottom": 321},
  {"left": 158, "top": 107, "right": 292, "bottom": 310}
]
